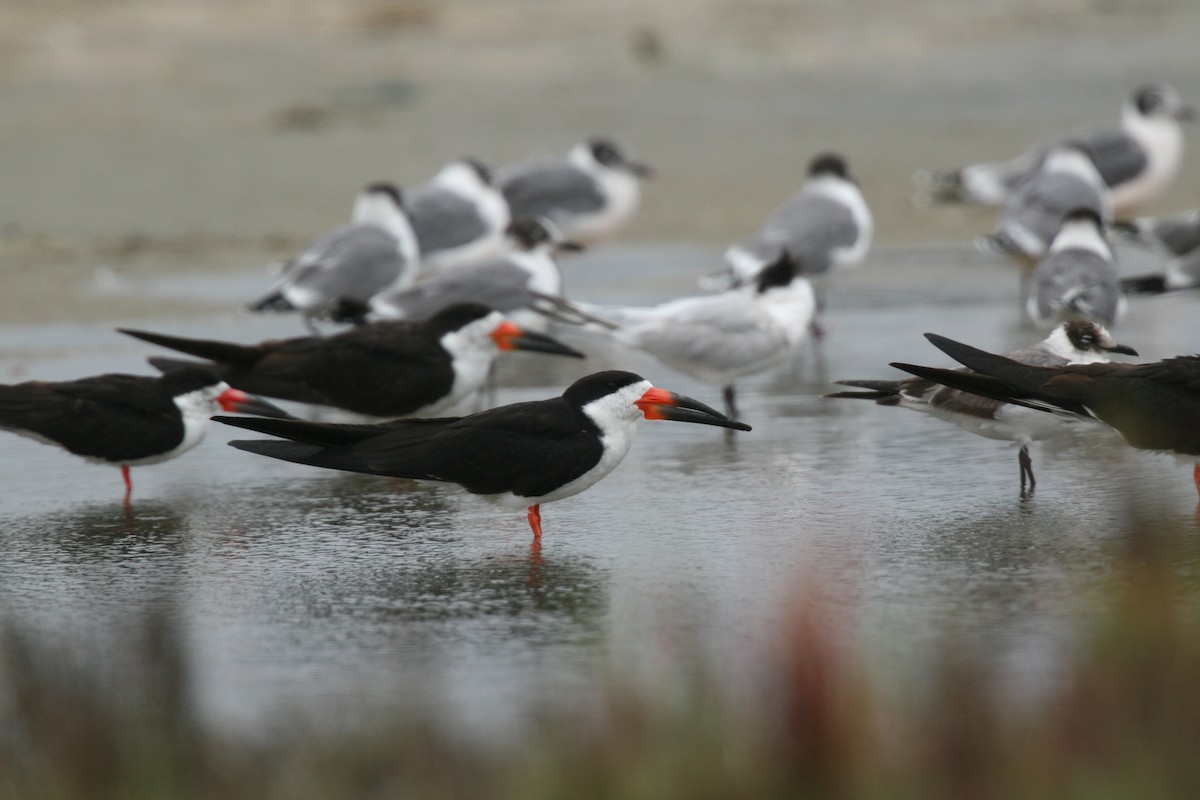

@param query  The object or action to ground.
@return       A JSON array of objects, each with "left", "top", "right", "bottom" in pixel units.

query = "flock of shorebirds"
[{"left": 5, "top": 80, "right": 1200, "bottom": 540}]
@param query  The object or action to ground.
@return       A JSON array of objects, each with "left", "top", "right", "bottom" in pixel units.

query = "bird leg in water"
[
  {"left": 121, "top": 465, "right": 133, "bottom": 506},
  {"left": 527, "top": 504, "right": 543, "bottom": 541},
  {"left": 1019, "top": 445, "right": 1036, "bottom": 492},
  {"left": 722, "top": 385, "right": 739, "bottom": 421}
]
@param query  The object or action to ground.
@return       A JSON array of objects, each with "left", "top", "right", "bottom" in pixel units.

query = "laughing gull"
[
  {"left": 918, "top": 82, "right": 1196, "bottom": 218},
  {"left": 0, "top": 365, "right": 287, "bottom": 504},
  {"left": 407, "top": 158, "right": 511, "bottom": 271},
  {"left": 1025, "top": 208, "right": 1126, "bottom": 327},
  {"left": 1115, "top": 208, "right": 1200, "bottom": 293},
  {"left": 362, "top": 217, "right": 583, "bottom": 331},
  {"left": 542, "top": 251, "right": 815, "bottom": 420},
  {"left": 893, "top": 334, "right": 1200, "bottom": 496},
  {"left": 249, "top": 183, "right": 419, "bottom": 327},
  {"left": 827, "top": 319, "right": 1137, "bottom": 491},
  {"left": 498, "top": 138, "right": 652, "bottom": 245},
  {"left": 218, "top": 371, "right": 750, "bottom": 546},
  {"left": 978, "top": 143, "right": 1112, "bottom": 269},
  {"left": 121, "top": 305, "right": 584, "bottom": 423}
]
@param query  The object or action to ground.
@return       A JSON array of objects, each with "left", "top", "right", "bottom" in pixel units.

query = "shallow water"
[{"left": 1, "top": 243, "right": 1199, "bottom": 742}]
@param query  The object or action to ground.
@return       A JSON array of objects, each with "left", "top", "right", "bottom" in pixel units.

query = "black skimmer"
[
  {"left": 249, "top": 183, "right": 419, "bottom": 327},
  {"left": 498, "top": 138, "right": 652, "bottom": 245},
  {"left": 978, "top": 143, "right": 1112, "bottom": 269},
  {"left": 891, "top": 334, "right": 1200, "bottom": 494},
  {"left": 1025, "top": 208, "right": 1125, "bottom": 327},
  {"left": 0, "top": 365, "right": 287, "bottom": 503},
  {"left": 826, "top": 320, "right": 1137, "bottom": 491},
  {"left": 216, "top": 370, "right": 751, "bottom": 543},
  {"left": 407, "top": 158, "right": 511, "bottom": 271},
  {"left": 120, "top": 304, "right": 584, "bottom": 422},
  {"left": 359, "top": 217, "right": 583, "bottom": 331},
  {"left": 917, "top": 82, "right": 1196, "bottom": 218},
  {"left": 540, "top": 251, "right": 814, "bottom": 420},
  {"left": 1115, "top": 208, "right": 1200, "bottom": 294}
]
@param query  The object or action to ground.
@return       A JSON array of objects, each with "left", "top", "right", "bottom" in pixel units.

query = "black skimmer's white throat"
[
  {"left": 360, "top": 217, "right": 583, "bottom": 331},
  {"left": 249, "top": 183, "right": 419, "bottom": 327},
  {"left": 0, "top": 365, "right": 287, "bottom": 503},
  {"left": 1115, "top": 208, "right": 1200, "bottom": 294},
  {"left": 541, "top": 251, "right": 815, "bottom": 420},
  {"left": 407, "top": 158, "right": 511, "bottom": 271},
  {"left": 498, "top": 138, "right": 652, "bottom": 245},
  {"left": 827, "top": 320, "right": 1137, "bottom": 491},
  {"left": 217, "top": 370, "right": 751, "bottom": 543},
  {"left": 918, "top": 82, "right": 1196, "bottom": 218},
  {"left": 892, "top": 335, "right": 1200, "bottom": 495},
  {"left": 1025, "top": 208, "right": 1125, "bottom": 327},
  {"left": 121, "top": 304, "right": 584, "bottom": 422}
]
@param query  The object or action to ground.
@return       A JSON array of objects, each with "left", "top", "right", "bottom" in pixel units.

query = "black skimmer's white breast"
[
  {"left": 407, "top": 158, "right": 511, "bottom": 271},
  {"left": 363, "top": 217, "right": 582, "bottom": 332},
  {"left": 249, "top": 183, "right": 419, "bottom": 326},
  {"left": 917, "top": 82, "right": 1196, "bottom": 218},
  {"left": 0, "top": 365, "right": 286, "bottom": 503},
  {"left": 121, "top": 304, "right": 583, "bottom": 423},
  {"left": 827, "top": 319, "right": 1137, "bottom": 491},
  {"left": 498, "top": 138, "right": 652, "bottom": 245},
  {"left": 217, "top": 370, "right": 750, "bottom": 543},
  {"left": 892, "top": 334, "right": 1200, "bottom": 496},
  {"left": 1025, "top": 208, "right": 1125, "bottom": 327}
]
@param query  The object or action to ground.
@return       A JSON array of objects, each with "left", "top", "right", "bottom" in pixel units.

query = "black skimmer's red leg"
[
  {"left": 122, "top": 304, "right": 583, "bottom": 422},
  {"left": 218, "top": 370, "right": 751, "bottom": 541}
]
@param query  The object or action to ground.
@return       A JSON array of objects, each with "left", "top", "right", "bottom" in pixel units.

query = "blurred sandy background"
[{"left": 1, "top": 0, "right": 1198, "bottom": 322}]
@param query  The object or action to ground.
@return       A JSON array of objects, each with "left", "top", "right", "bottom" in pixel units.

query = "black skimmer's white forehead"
[
  {"left": 891, "top": 333, "right": 1200, "bottom": 496},
  {"left": 498, "top": 138, "right": 651, "bottom": 246},
  {"left": 248, "top": 181, "right": 418, "bottom": 327},
  {"left": 407, "top": 158, "right": 511, "bottom": 271},
  {"left": 1025, "top": 206, "right": 1125, "bottom": 327},
  {"left": 0, "top": 365, "right": 287, "bottom": 504},
  {"left": 122, "top": 303, "right": 583, "bottom": 422},
  {"left": 916, "top": 82, "right": 1193, "bottom": 218},
  {"left": 827, "top": 320, "right": 1137, "bottom": 492},
  {"left": 217, "top": 370, "right": 749, "bottom": 545},
  {"left": 537, "top": 251, "right": 816, "bottom": 420},
  {"left": 714, "top": 151, "right": 872, "bottom": 337}
]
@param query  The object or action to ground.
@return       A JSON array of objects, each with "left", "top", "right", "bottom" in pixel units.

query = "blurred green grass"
[{"left": 2, "top": 515, "right": 1199, "bottom": 800}]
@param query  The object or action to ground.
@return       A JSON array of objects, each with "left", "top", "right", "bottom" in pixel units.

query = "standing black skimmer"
[
  {"left": 978, "top": 143, "right": 1112, "bottom": 270},
  {"left": 498, "top": 138, "right": 652, "bottom": 245},
  {"left": 407, "top": 158, "right": 511, "bottom": 271},
  {"left": 361, "top": 217, "right": 583, "bottom": 331},
  {"left": 540, "top": 251, "right": 815, "bottom": 420},
  {"left": 0, "top": 365, "right": 286, "bottom": 503},
  {"left": 120, "top": 304, "right": 583, "bottom": 422},
  {"left": 1025, "top": 208, "right": 1126, "bottom": 327},
  {"left": 249, "top": 183, "right": 419, "bottom": 328},
  {"left": 826, "top": 320, "right": 1137, "bottom": 491},
  {"left": 1115, "top": 208, "right": 1200, "bottom": 294},
  {"left": 891, "top": 335, "right": 1200, "bottom": 495},
  {"left": 917, "top": 82, "right": 1196, "bottom": 219},
  {"left": 216, "top": 370, "right": 750, "bottom": 543}
]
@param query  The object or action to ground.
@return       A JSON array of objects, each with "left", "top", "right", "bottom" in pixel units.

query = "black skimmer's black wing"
[{"left": 123, "top": 304, "right": 582, "bottom": 419}]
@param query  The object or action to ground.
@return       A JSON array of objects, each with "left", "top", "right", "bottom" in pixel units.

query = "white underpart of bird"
[{"left": 1025, "top": 210, "right": 1126, "bottom": 327}]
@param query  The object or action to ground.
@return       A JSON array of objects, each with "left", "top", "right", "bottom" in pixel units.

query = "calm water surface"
[{"left": 2, "top": 244, "right": 1199, "bottom": 741}]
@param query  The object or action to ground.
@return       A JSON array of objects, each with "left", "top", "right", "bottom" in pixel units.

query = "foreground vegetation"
[{"left": 1, "top": 517, "right": 1198, "bottom": 799}]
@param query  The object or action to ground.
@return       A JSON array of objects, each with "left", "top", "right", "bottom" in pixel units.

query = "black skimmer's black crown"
[{"left": 216, "top": 370, "right": 750, "bottom": 544}]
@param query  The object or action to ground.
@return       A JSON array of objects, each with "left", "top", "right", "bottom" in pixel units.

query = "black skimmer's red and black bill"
[
  {"left": 121, "top": 304, "right": 584, "bottom": 422},
  {"left": 216, "top": 370, "right": 751, "bottom": 543},
  {"left": 891, "top": 334, "right": 1200, "bottom": 495},
  {"left": 541, "top": 251, "right": 814, "bottom": 420},
  {"left": 249, "top": 182, "right": 419, "bottom": 328},
  {"left": 826, "top": 320, "right": 1137, "bottom": 491},
  {"left": 916, "top": 82, "right": 1195, "bottom": 218},
  {"left": 498, "top": 138, "right": 652, "bottom": 246},
  {"left": 0, "top": 365, "right": 287, "bottom": 503},
  {"left": 407, "top": 158, "right": 511, "bottom": 271}
]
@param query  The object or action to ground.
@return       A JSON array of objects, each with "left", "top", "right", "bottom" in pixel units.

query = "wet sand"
[{"left": 1, "top": 0, "right": 1198, "bottom": 324}]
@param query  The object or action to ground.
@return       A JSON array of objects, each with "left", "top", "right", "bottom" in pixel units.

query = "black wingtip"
[{"left": 1119, "top": 274, "right": 1168, "bottom": 295}]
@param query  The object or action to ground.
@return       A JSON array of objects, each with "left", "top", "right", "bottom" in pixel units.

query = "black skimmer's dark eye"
[{"left": 634, "top": 387, "right": 752, "bottom": 431}]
